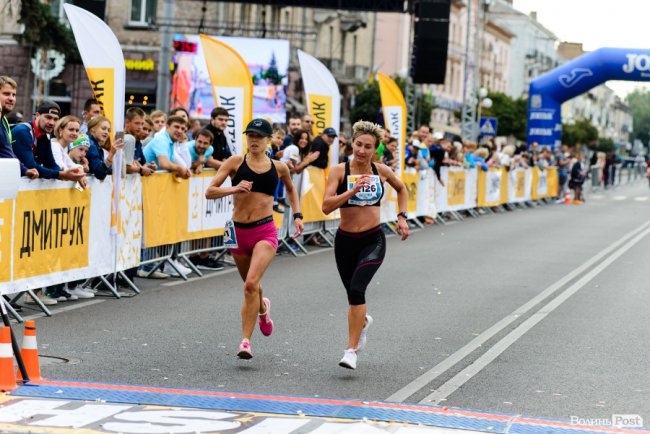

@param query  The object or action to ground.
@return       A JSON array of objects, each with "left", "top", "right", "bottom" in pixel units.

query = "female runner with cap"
[
  {"left": 322, "top": 120, "right": 410, "bottom": 370},
  {"left": 206, "top": 118, "right": 304, "bottom": 359}
]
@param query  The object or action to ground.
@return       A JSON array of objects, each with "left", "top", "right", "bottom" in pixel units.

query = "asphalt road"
[{"left": 20, "top": 180, "right": 650, "bottom": 424}]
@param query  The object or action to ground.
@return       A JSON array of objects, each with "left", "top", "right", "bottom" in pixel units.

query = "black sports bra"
[
  {"left": 336, "top": 161, "right": 384, "bottom": 208},
  {"left": 232, "top": 154, "right": 278, "bottom": 196}
]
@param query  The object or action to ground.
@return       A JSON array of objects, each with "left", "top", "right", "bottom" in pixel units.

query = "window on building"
[{"left": 129, "top": 0, "right": 156, "bottom": 27}]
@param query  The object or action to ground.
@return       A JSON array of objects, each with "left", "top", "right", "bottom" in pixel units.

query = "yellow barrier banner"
[
  {"left": 377, "top": 72, "right": 406, "bottom": 177},
  {"left": 299, "top": 167, "right": 338, "bottom": 223},
  {"left": 508, "top": 168, "right": 532, "bottom": 203},
  {"left": 532, "top": 167, "right": 559, "bottom": 199},
  {"left": 142, "top": 172, "right": 234, "bottom": 247},
  {"left": 0, "top": 177, "right": 140, "bottom": 295},
  {"left": 477, "top": 168, "right": 508, "bottom": 207},
  {"left": 435, "top": 168, "right": 477, "bottom": 211},
  {"left": 402, "top": 171, "right": 419, "bottom": 214},
  {"left": 447, "top": 170, "right": 467, "bottom": 206},
  {"left": 13, "top": 187, "right": 91, "bottom": 280}
]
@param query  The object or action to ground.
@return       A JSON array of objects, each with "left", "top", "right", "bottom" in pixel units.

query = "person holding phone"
[
  {"left": 86, "top": 115, "right": 125, "bottom": 180},
  {"left": 322, "top": 120, "right": 410, "bottom": 370},
  {"left": 206, "top": 118, "right": 304, "bottom": 360}
]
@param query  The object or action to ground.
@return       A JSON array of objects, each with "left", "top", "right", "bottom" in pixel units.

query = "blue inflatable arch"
[{"left": 527, "top": 47, "right": 650, "bottom": 149}]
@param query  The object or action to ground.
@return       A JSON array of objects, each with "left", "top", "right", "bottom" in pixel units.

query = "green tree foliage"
[
  {"left": 562, "top": 119, "right": 598, "bottom": 146},
  {"left": 481, "top": 92, "right": 527, "bottom": 140},
  {"left": 625, "top": 88, "right": 650, "bottom": 145},
  {"left": 350, "top": 77, "right": 435, "bottom": 128},
  {"left": 591, "top": 137, "right": 615, "bottom": 154},
  {"left": 15, "top": 0, "right": 81, "bottom": 63}
]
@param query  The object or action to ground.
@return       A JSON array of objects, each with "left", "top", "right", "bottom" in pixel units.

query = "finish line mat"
[{"left": 0, "top": 379, "right": 645, "bottom": 433}]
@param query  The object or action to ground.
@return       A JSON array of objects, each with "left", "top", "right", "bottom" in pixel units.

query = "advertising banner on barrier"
[
  {"left": 402, "top": 170, "right": 419, "bottom": 215},
  {"left": 117, "top": 175, "right": 143, "bottom": 270},
  {"left": 508, "top": 168, "right": 533, "bottom": 203},
  {"left": 200, "top": 34, "right": 253, "bottom": 155},
  {"left": 298, "top": 50, "right": 341, "bottom": 168},
  {"left": 532, "top": 167, "right": 559, "bottom": 200},
  {"left": 0, "top": 177, "right": 138, "bottom": 295},
  {"left": 416, "top": 168, "right": 437, "bottom": 218},
  {"left": 435, "top": 168, "right": 478, "bottom": 212},
  {"left": 298, "top": 167, "right": 339, "bottom": 223},
  {"left": 142, "top": 172, "right": 233, "bottom": 247},
  {"left": 477, "top": 168, "right": 508, "bottom": 207}
]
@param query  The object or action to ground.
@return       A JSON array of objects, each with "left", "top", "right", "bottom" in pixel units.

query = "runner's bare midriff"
[{"left": 232, "top": 192, "right": 274, "bottom": 223}]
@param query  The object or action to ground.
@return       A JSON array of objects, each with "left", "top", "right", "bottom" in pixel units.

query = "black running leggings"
[{"left": 334, "top": 226, "right": 386, "bottom": 305}]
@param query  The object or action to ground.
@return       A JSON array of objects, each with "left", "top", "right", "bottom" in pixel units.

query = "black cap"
[
  {"left": 36, "top": 100, "right": 61, "bottom": 116},
  {"left": 243, "top": 118, "right": 273, "bottom": 137},
  {"left": 323, "top": 127, "right": 337, "bottom": 137}
]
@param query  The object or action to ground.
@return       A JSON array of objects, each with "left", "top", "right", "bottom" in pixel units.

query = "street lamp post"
[{"left": 475, "top": 87, "right": 492, "bottom": 142}]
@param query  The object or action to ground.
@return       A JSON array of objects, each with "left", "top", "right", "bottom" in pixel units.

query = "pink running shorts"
[{"left": 229, "top": 219, "right": 278, "bottom": 256}]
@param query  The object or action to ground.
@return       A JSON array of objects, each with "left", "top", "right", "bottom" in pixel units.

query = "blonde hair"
[
  {"left": 352, "top": 120, "right": 383, "bottom": 148},
  {"left": 54, "top": 115, "right": 82, "bottom": 140},
  {"left": 272, "top": 128, "right": 286, "bottom": 138},
  {"left": 144, "top": 115, "right": 154, "bottom": 127},
  {"left": 501, "top": 145, "right": 516, "bottom": 157},
  {"left": 87, "top": 115, "right": 111, "bottom": 148},
  {"left": 150, "top": 110, "right": 166, "bottom": 121},
  {"left": 0, "top": 76, "right": 17, "bottom": 89}
]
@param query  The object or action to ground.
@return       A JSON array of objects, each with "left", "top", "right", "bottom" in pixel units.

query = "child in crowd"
[{"left": 67, "top": 134, "right": 91, "bottom": 173}]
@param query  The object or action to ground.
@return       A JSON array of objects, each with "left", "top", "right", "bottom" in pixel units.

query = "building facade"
[{"left": 2, "top": 0, "right": 377, "bottom": 127}]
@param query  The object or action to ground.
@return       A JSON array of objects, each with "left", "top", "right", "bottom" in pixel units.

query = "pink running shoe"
[
  {"left": 237, "top": 340, "right": 253, "bottom": 359},
  {"left": 258, "top": 297, "right": 274, "bottom": 336}
]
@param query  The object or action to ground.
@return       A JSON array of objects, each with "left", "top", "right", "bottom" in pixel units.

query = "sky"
[{"left": 512, "top": 0, "right": 650, "bottom": 98}]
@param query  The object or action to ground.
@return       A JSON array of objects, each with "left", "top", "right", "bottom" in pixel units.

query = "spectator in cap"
[
  {"left": 309, "top": 127, "right": 337, "bottom": 169},
  {"left": 0, "top": 76, "right": 38, "bottom": 179},
  {"left": 12, "top": 99, "right": 85, "bottom": 182},
  {"left": 67, "top": 134, "right": 91, "bottom": 173}
]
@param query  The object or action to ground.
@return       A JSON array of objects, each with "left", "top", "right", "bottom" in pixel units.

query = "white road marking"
[
  {"left": 589, "top": 195, "right": 605, "bottom": 200},
  {"left": 386, "top": 219, "right": 650, "bottom": 403},
  {"left": 612, "top": 196, "right": 627, "bottom": 201},
  {"left": 419, "top": 226, "right": 650, "bottom": 405},
  {"left": 633, "top": 196, "right": 649, "bottom": 202}
]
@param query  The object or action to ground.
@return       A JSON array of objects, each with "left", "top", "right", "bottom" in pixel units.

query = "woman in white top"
[{"left": 52, "top": 116, "right": 88, "bottom": 187}]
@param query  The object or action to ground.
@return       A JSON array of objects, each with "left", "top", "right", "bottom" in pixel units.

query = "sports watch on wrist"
[
  {"left": 293, "top": 212, "right": 303, "bottom": 220},
  {"left": 397, "top": 211, "right": 408, "bottom": 219}
]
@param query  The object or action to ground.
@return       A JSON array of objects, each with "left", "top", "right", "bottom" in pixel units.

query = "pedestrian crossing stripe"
[{"left": 633, "top": 197, "right": 649, "bottom": 201}]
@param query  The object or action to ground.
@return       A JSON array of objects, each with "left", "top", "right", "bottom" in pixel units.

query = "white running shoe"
[
  {"left": 68, "top": 286, "right": 95, "bottom": 299},
  {"left": 339, "top": 349, "right": 357, "bottom": 369},
  {"left": 163, "top": 259, "right": 191, "bottom": 277},
  {"left": 357, "top": 315, "right": 373, "bottom": 352}
]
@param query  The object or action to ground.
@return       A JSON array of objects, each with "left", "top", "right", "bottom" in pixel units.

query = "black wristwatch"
[
  {"left": 293, "top": 212, "right": 303, "bottom": 220},
  {"left": 397, "top": 211, "right": 408, "bottom": 220}
]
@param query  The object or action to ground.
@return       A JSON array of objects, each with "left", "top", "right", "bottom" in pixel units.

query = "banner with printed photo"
[
  {"left": 173, "top": 35, "right": 288, "bottom": 125},
  {"left": 435, "top": 167, "right": 478, "bottom": 212},
  {"left": 298, "top": 50, "right": 341, "bottom": 168},
  {"left": 0, "top": 178, "right": 116, "bottom": 294},
  {"left": 117, "top": 175, "right": 143, "bottom": 270},
  {"left": 200, "top": 34, "right": 253, "bottom": 156},
  {"left": 416, "top": 168, "right": 436, "bottom": 218},
  {"left": 477, "top": 167, "right": 508, "bottom": 207},
  {"left": 402, "top": 170, "right": 419, "bottom": 215},
  {"left": 532, "top": 167, "right": 559, "bottom": 200},
  {"left": 508, "top": 168, "right": 533, "bottom": 203}
]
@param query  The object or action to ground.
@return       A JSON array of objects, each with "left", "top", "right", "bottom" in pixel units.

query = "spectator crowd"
[{"left": 1, "top": 74, "right": 647, "bottom": 306}]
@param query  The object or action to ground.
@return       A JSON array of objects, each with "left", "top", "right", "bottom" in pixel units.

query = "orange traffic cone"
[
  {"left": 17, "top": 320, "right": 41, "bottom": 382},
  {"left": 563, "top": 189, "right": 572, "bottom": 204},
  {"left": 0, "top": 326, "right": 17, "bottom": 391}
]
